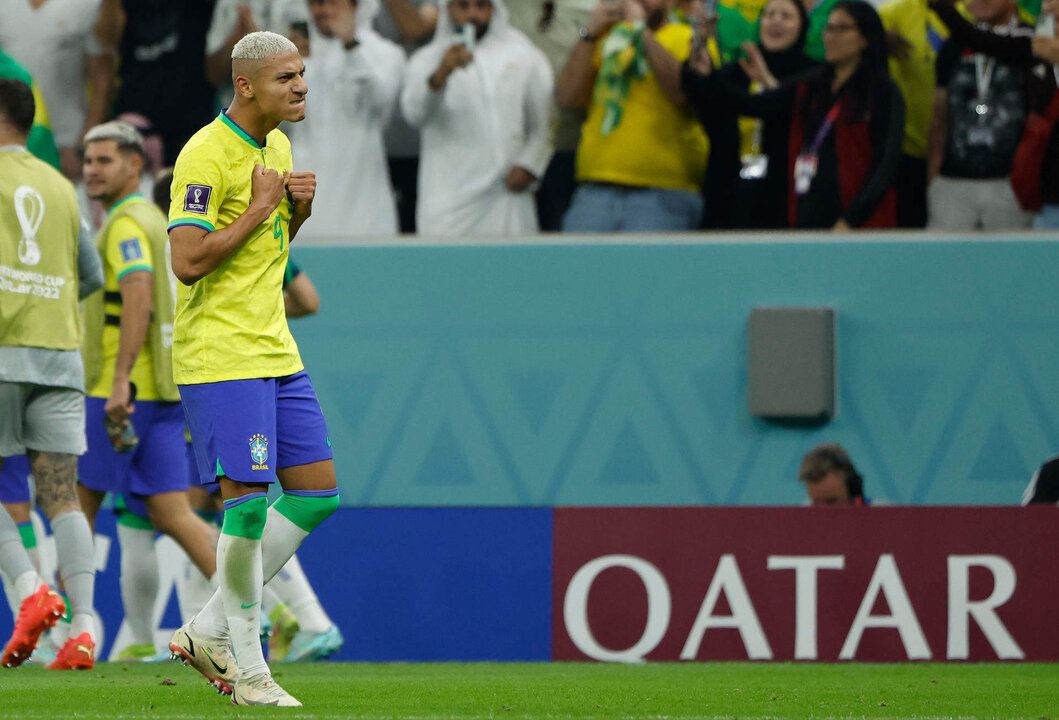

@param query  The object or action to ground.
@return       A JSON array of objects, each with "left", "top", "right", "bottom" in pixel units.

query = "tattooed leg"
[
  {"left": 28, "top": 451, "right": 96, "bottom": 641},
  {"left": 27, "top": 452, "right": 80, "bottom": 521}
]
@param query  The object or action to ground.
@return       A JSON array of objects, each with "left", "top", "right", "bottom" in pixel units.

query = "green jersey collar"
[
  {"left": 219, "top": 110, "right": 265, "bottom": 150},
  {"left": 108, "top": 193, "right": 144, "bottom": 215}
]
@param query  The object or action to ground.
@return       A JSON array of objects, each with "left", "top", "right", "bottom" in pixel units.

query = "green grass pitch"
[{"left": 0, "top": 662, "right": 1055, "bottom": 719}]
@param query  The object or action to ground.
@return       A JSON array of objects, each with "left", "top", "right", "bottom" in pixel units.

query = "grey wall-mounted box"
[{"left": 748, "top": 307, "right": 835, "bottom": 420}]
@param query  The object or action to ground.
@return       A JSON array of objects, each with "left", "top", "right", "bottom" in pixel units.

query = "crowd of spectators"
[{"left": 2, "top": 0, "right": 1058, "bottom": 237}]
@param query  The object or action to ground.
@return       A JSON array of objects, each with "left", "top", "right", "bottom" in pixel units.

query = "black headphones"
[{"left": 826, "top": 449, "right": 864, "bottom": 501}]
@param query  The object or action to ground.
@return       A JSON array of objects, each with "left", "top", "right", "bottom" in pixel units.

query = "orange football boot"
[
  {"left": 46, "top": 632, "right": 95, "bottom": 670},
  {"left": 1, "top": 584, "right": 65, "bottom": 668}
]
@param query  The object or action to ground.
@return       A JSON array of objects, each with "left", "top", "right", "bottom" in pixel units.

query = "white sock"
[
  {"left": 190, "top": 592, "right": 230, "bottom": 639},
  {"left": 268, "top": 554, "right": 331, "bottom": 634},
  {"left": 50, "top": 618, "right": 71, "bottom": 646},
  {"left": 1, "top": 569, "right": 18, "bottom": 621},
  {"left": 191, "top": 505, "right": 309, "bottom": 642},
  {"left": 216, "top": 533, "right": 266, "bottom": 679},
  {"left": 1, "top": 527, "right": 41, "bottom": 619},
  {"left": 0, "top": 510, "right": 37, "bottom": 598},
  {"left": 13, "top": 570, "right": 40, "bottom": 601},
  {"left": 50, "top": 511, "right": 96, "bottom": 642},
  {"left": 176, "top": 552, "right": 215, "bottom": 622},
  {"left": 117, "top": 524, "right": 158, "bottom": 647},
  {"left": 29, "top": 511, "right": 57, "bottom": 587},
  {"left": 69, "top": 612, "right": 95, "bottom": 639},
  {"left": 262, "top": 585, "right": 280, "bottom": 615},
  {"left": 2, "top": 568, "right": 42, "bottom": 620},
  {"left": 260, "top": 506, "right": 310, "bottom": 584}
]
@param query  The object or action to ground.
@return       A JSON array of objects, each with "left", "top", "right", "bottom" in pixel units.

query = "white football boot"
[
  {"left": 231, "top": 672, "right": 302, "bottom": 707},
  {"left": 168, "top": 622, "right": 239, "bottom": 695}
]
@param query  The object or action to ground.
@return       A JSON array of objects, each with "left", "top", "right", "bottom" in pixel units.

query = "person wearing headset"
[{"left": 797, "top": 442, "right": 867, "bottom": 506}]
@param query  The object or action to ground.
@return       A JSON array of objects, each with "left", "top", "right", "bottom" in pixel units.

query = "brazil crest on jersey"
[{"left": 168, "top": 112, "right": 304, "bottom": 385}]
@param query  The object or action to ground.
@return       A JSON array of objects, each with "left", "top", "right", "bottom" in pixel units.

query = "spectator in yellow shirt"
[{"left": 558, "top": 0, "right": 710, "bottom": 231}]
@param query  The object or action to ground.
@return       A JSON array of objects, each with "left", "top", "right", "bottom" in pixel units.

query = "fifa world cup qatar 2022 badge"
[
  {"left": 250, "top": 434, "right": 269, "bottom": 471},
  {"left": 15, "top": 185, "right": 44, "bottom": 266},
  {"left": 184, "top": 184, "right": 212, "bottom": 214}
]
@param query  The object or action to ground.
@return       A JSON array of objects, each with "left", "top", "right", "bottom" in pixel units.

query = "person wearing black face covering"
[{"left": 682, "top": 0, "right": 817, "bottom": 229}]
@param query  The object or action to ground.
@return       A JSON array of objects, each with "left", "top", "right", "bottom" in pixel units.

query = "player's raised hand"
[
  {"left": 286, "top": 171, "right": 316, "bottom": 218},
  {"left": 286, "top": 171, "right": 316, "bottom": 203},
  {"left": 251, "top": 163, "right": 286, "bottom": 214}
]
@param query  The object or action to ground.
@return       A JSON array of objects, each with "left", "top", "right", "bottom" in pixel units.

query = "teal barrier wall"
[{"left": 289, "top": 234, "right": 1059, "bottom": 507}]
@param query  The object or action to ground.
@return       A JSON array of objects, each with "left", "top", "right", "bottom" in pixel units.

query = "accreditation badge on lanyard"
[
  {"left": 968, "top": 17, "right": 1017, "bottom": 147},
  {"left": 968, "top": 52, "right": 998, "bottom": 146},
  {"left": 794, "top": 103, "right": 842, "bottom": 196}
]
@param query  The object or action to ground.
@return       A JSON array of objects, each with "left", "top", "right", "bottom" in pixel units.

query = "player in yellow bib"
[
  {"left": 165, "top": 32, "right": 337, "bottom": 707},
  {"left": 77, "top": 121, "right": 222, "bottom": 661},
  {"left": 0, "top": 78, "right": 102, "bottom": 670}
]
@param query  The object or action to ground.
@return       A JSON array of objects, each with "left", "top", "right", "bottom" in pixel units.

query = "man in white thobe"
[
  {"left": 288, "top": 0, "right": 405, "bottom": 238},
  {"left": 401, "top": 0, "right": 554, "bottom": 236},
  {"left": 0, "top": 0, "right": 116, "bottom": 180}
]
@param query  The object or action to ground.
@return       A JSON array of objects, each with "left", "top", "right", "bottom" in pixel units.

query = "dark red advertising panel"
[{"left": 553, "top": 507, "right": 1059, "bottom": 662}]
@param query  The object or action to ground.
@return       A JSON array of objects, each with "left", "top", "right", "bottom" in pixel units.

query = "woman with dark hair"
[
  {"left": 684, "top": 0, "right": 818, "bottom": 229},
  {"left": 682, "top": 0, "right": 904, "bottom": 230}
]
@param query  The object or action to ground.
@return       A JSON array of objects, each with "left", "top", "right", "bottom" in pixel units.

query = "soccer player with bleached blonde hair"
[{"left": 165, "top": 31, "right": 338, "bottom": 707}]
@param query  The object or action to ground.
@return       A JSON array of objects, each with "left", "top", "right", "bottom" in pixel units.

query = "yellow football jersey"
[
  {"left": 878, "top": 0, "right": 949, "bottom": 159},
  {"left": 89, "top": 197, "right": 160, "bottom": 400},
  {"left": 168, "top": 112, "right": 303, "bottom": 385},
  {"left": 577, "top": 23, "right": 708, "bottom": 193}
]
